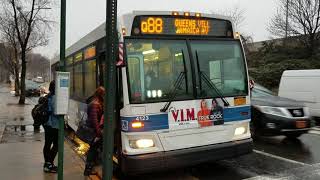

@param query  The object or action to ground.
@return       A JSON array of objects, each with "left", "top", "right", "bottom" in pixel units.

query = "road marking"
[
  {"left": 312, "top": 127, "right": 320, "bottom": 130},
  {"left": 308, "top": 127, "right": 320, "bottom": 135},
  {"left": 309, "top": 130, "right": 320, "bottom": 135},
  {"left": 244, "top": 175, "right": 274, "bottom": 180},
  {"left": 253, "top": 149, "right": 310, "bottom": 166}
]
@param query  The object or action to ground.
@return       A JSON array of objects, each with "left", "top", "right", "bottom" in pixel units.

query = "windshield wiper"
[
  {"left": 195, "top": 51, "right": 230, "bottom": 107},
  {"left": 160, "top": 50, "right": 187, "bottom": 112},
  {"left": 160, "top": 72, "right": 185, "bottom": 112}
]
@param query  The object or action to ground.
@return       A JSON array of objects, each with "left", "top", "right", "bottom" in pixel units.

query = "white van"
[{"left": 278, "top": 70, "right": 320, "bottom": 122}]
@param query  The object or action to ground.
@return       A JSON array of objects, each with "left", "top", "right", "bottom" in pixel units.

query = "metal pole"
[
  {"left": 49, "top": 58, "right": 51, "bottom": 82},
  {"left": 58, "top": 0, "right": 66, "bottom": 179},
  {"left": 103, "top": 0, "right": 117, "bottom": 179},
  {"left": 285, "top": 0, "right": 289, "bottom": 39}
]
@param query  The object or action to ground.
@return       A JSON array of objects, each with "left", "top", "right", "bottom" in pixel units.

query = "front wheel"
[{"left": 113, "top": 162, "right": 129, "bottom": 180}]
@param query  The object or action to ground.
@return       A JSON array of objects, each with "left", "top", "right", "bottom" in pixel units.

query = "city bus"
[{"left": 52, "top": 11, "right": 252, "bottom": 174}]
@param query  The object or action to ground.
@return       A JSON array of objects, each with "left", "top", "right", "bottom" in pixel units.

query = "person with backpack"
[
  {"left": 84, "top": 86, "right": 105, "bottom": 176},
  {"left": 42, "top": 80, "right": 59, "bottom": 173}
]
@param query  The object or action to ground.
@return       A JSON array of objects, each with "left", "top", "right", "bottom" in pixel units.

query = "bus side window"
[
  {"left": 98, "top": 54, "right": 105, "bottom": 87},
  {"left": 84, "top": 60, "right": 97, "bottom": 98},
  {"left": 74, "top": 63, "right": 84, "bottom": 99}
]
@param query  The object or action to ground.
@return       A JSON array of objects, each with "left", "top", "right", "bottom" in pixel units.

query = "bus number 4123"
[{"left": 135, "top": 116, "right": 150, "bottom": 121}]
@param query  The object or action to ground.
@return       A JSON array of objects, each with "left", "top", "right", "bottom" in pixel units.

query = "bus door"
[{"left": 127, "top": 54, "right": 146, "bottom": 102}]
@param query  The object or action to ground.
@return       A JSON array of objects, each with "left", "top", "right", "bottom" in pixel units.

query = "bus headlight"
[
  {"left": 129, "top": 139, "right": 155, "bottom": 149},
  {"left": 234, "top": 126, "right": 247, "bottom": 136}
]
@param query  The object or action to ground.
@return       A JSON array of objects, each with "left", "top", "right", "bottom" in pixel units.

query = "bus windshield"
[
  {"left": 126, "top": 39, "right": 193, "bottom": 103},
  {"left": 190, "top": 40, "right": 247, "bottom": 98},
  {"left": 125, "top": 39, "right": 248, "bottom": 104}
]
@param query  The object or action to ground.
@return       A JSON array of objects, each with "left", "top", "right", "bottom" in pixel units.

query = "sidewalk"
[
  {"left": 0, "top": 141, "right": 88, "bottom": 180},
  {"left": 0, "top": 83, "right": 99, "bottom": 180}
]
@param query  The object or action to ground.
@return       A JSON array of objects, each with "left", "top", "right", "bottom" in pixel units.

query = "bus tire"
[{"left": 113, "top": 164, "right": 129, "bottom": 179}]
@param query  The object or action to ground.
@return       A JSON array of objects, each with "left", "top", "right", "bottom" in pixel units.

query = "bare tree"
[
  {"left": 27, "top": 53, "right": 50, "bottom": 81},
  {"left": 216, "top": 5, "right": 253, "bottom": 52},
  {"left": 216, "top": 4, "right": 246, "bottom": 31},
  {"left": 268, "top": 0, "right": 320, "bottom": 56},
  {"left": 241, "top": 34, "right": 254, "bottom": 53},
  {"left": 0, "top": 43, "right": 15, "bottom": 83},
  {"left": 0, "top": 13, "right": 21, "bottom": 95},
  {"left": 0, "top": 0, "right": 53, "bottom": 104}
]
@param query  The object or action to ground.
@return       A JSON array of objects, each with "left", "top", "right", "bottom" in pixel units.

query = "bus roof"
[{"left": 52, "top": 11, "right": 233, "bottom": 64}]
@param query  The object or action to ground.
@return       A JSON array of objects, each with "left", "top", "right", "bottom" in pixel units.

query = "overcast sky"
[{"left": 35, "top": 0, "right": 279, "bottom": 59}]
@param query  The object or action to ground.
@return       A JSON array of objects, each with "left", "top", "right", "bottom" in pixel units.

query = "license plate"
[{"left": 296, "top": 121, "right": 306, "bottom": 128}]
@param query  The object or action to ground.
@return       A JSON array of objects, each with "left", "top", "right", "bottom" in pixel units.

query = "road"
[
  {"left": 2, "top": 84, "right": 320, "bottom": 179},
  {"left": 129, "top": 133, "right": 320, "bottom": 180}
]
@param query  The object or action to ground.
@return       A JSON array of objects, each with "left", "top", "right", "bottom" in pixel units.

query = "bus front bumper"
[{"left": 121, "top": 138, "right": 252, "bottom": 175}]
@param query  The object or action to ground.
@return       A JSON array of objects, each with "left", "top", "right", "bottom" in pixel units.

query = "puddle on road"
[
  {"left": 5, "top": 124, "right": 44, "bottom": 133},
  {"left": 1, "top": 125, "right": 44, "bottom": 143},
  {"left": 13, "top": 117, "right": 25, "bottom": 121}
]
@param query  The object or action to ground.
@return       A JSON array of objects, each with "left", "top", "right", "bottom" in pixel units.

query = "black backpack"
[
  {"left": 75, "top": 96, "right": 97, "bottom": 144},
  {"left": 31, "top": 95, "right": 49, "bottom": 126}
]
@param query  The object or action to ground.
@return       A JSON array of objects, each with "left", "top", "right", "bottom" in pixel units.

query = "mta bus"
[{"left": 52, "top": 11, "right": 252, "bottom": 174}]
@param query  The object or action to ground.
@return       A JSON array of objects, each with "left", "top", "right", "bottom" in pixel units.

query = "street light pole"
[
  {"left": 103, "top": 0, "right": 118, "bottom": 179},
  {"left": 285, "top": 0, "right": 289, "bottom": 46},
  {"left": 58, "top": 0, "right": 66, "bottom": 180},
  {"left": 285, "top": 0, "right": 289, "bottom": 37},
  {"left": 49, "top": 58, "right": 51, "bottom": 82}
]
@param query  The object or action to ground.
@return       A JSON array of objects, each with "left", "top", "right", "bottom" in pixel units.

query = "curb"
[{"left": 0, "top": 123, "right": 6, "bottom": 142}]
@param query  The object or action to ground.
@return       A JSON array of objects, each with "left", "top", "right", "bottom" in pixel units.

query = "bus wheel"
[{"left": 113, "top": 165, "right": 129, "bottom": 179}]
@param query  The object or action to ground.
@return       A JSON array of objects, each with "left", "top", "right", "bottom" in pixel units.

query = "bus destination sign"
[
  {"left": 173, "top": 19, "right": 209, "bottom": 35},
  {"left": 132, "top": 16, "right": 232, "bottom": 37}
]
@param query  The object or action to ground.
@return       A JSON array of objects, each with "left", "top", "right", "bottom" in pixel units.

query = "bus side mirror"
[{"left": 249, "top": 80, "right": 255, "bottom": 91}]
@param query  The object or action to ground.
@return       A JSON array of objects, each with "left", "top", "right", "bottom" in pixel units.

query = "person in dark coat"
[{"left": 84, "top": 86, "right": 105, "bottom": 176}]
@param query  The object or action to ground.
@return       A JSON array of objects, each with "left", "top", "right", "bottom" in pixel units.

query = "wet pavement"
[
  {"left": 254, "top": 134, "right": 320, "bottom": 165},
  {"left": 2, "top": 83, "right": 320, "bottom": 179},
  {"left": 0, "top": 84, "right": 41, "bottom": 143},
  {"left": 0, "top": 84, "right": 100, "bottom": 180}
]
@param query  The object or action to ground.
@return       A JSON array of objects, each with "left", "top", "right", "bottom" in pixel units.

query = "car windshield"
[
  {"left": 252, "top": 84, "right": 274, "bottom": 97},
  {"left": 25, "top": 80, "right": 41, "bottom": 89}
]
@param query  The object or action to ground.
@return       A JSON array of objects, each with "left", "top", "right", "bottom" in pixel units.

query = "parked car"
[
  {"left": 26, "top": 80, "right": 41, "bottom": 97},
  {"left": 278, "top": 70, "right": 320, "bottom": 125},
  {"left": 251, "top": 84, "right": 311, "bottom": 138},
  {"left": 33, "top": 76, "right": 45, "bottom": 83}
]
